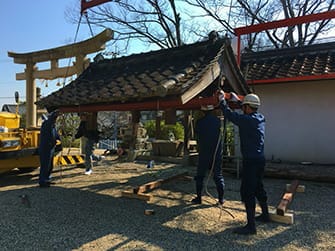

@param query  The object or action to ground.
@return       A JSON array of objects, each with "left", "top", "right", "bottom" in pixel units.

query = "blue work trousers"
[
  {"left": 39, "top": 147, "right": 55, "bottom": 184},
  {"left": 240, "top": 158, "right": 267, "bottom": 207},
  {"left": 195, "top": 146, "right": 225, "bottom": 201}
]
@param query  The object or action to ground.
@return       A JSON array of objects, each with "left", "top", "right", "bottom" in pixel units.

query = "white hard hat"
[
  {"left": 242, "top": 94, "right": 260, "bottom": 108},
  {"left": 201, "top": 105, "right": 214, "bottom": 111}
]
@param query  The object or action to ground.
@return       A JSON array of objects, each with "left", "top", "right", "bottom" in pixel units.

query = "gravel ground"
[{"left": 0, "top": 157, "right": 334, "bottom": 251}]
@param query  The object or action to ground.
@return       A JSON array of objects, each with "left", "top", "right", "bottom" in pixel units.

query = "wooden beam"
[
  {"left": 134, "top": 179, "right": 165, "bottom": 194},
  {"left": 269, "top": 210, "right": 294, "bottom": 225},
  {"left": 58, "top": 93, "right": 243, "bottom": 113},
  {"left": 8, "top": 29, "right": 113, "bottom": 64},
  {"left": 181, "top": 62, "right": 220, "bottom": 104},
  {"left": 276, "top": 180, "right": 299, "bottom": 216},
  {"left": 234, "top": 10, "right": 335, "bottom": 35},
  {"left": 133, "top": 172, "right": 188, "bottom": 194},
  {"left": 121, "top": 191, "right": 151, "bottom": 201},
  {"left": 16, "top": 64, "right": 82, "bottom": 80},
  {"left": 286, "top": 184, "right": 305, "bottom": 193}
]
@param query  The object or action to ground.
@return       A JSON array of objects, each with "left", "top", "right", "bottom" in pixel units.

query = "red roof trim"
[
  {"left": 234, "top": 10, "right": 335, "bottom": 65},
  {"left": 247, "top": 74, "right": 335, "bottom": 85},
  {"left": 58, "top": 93, "right": 243, "bottom": 113},
  {"left": 234, "top": 10, "right": 335, "bottom": 35}
]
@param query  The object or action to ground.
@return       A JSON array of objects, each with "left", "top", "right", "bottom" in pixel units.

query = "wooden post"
[
  {"left": 183, "top": 111, "right": 191, "bottom": 156},
  {"left": 155, "top": 114, "right": 161, "bottom": 139},
  {"left": 25, "top": 62, "right": 37, "bottom": 127},
  {"left": 131, "top": 111, "right": 140, "bottom": 150},
  {"left": 276, "top": 179, "right": 299, "bottom": 216},
  {"left": 164, "top": 108, "right": 176, "bottom": 125}
]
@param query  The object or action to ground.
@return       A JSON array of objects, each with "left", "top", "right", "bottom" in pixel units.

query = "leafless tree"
[
  {"left": 184, "top": 0, "right": 335, "bottom": 50},
  {"left": 66, "top": 0, "right": 334, "bottom": 54},
  {"left": 67, "top": 0, "right": 187, "bottom": 55}
]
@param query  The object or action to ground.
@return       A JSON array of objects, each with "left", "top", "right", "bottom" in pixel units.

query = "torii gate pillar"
[{"left": 25, "top": 63, "right": 37, "bottom": 127}]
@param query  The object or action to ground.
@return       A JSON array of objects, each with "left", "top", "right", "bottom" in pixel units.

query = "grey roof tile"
[
  {"left": 241, "top": 42, "right": 335, "bottom": 81},
  {"left": 37, "top": 36, "right": 249, "bottom": 110}
]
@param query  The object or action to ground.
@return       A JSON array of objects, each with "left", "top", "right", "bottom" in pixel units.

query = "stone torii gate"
[{"left": 8, "top": 28, "right": 113, "bottom": 128}]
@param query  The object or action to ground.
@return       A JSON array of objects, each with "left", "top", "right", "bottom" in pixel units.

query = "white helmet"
[{"left": 242, "top": 94, "right": 260, "bottom": 108}]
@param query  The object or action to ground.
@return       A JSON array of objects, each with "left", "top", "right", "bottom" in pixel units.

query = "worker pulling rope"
[
  {"left": 200, "top": 48, "right": 235, "bottom": 220},
  {"left": 192, "top": 99, "right": 234, "bottom": 220},
  {"left": 204, "top": 114, "right": 235, "bottom": 220}
]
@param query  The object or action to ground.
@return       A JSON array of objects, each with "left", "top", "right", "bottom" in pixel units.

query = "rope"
[
  {"left": 62, "top": 14, "right": 83, "bottom": 88},
  {"left": 53, "top": 9, "right": 98, "bottom": 181},
  {"left": 84, "top": 11, "right": 95, "bottom": 37},
  {"left": 203, "top": 115, "right": 235, "bottom": 219}
]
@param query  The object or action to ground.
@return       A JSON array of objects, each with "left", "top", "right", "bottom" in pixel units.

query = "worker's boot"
[
  {"left": 255, "top": 201, "right": 270, "bottom": 222},
  {"left": 217, "top": 187, "right": 225, "bottom": 205},
  {"left": 233, "top": 203, "right": 256, "bottom": 235},
  {"left": 191, "top": 180, "right": 202, "bottom": 204},
  {"left": 191, "top": 196, "right": 202, "bottom": 204}
]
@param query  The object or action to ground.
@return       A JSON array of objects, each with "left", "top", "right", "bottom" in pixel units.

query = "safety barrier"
[{"left": 55, "top": 154, "right": 85, "bottom": 166}]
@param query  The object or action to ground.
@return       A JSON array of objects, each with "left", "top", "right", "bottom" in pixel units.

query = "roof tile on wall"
[{"left": 241, "top": 42, "right": 335, "bottom": 81}]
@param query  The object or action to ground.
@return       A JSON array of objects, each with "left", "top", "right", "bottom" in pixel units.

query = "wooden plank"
[
  {"left": 286, "top": 184, "right": 305, "bottom": 193},
  {"left": 180, "top": 62, "right": 220, "bottom": 104},
  {"left": 276, "top": 180, "right": 299, "bottom": 216},
  {"left": 269, "top": 210, "right": 294, "bottom": 225},
  {"left": 134, "top": 179, "right": 164, "bottom": 194},
  {"left": 121, "top": 191, "right": 151, "bottom": 201},
  {"left": 133, "top": 172, "right": 188, "bottom": 194}
]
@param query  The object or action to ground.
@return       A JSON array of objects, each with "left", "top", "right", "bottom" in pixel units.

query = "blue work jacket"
[
  {"left": 220, "top": 101, "right": 265, "bottom": 159},
  {"left": 195, "top": 112, "right": 221, "bottom": 155}
]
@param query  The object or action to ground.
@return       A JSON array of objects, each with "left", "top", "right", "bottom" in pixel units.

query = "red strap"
[{"left": 81, "top": 0, "right": 111, "bottom": 14}]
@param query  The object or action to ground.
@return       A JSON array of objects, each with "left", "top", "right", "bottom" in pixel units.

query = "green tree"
[{"left": 144, "top": 120, "right": 184, "bottom": 140}]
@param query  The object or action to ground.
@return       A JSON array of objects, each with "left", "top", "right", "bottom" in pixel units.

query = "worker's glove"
[
  {"left": 218, "top": 90, "right": 225, "bottom": 103},
  {"left": 230, "top": 92, "right": 240, "bottom": 102}
]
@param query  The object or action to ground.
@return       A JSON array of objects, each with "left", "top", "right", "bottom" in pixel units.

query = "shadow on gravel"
[{"left": 0, "top": 167, "right": 334, "bottom": 250}]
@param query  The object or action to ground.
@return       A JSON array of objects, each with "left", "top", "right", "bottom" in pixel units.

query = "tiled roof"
[
  {"left": 240, "top": 42, "right": 335, "bottom": 81},
  {"left": 37, "top": 35, "right": 249, "bottom": 111}
]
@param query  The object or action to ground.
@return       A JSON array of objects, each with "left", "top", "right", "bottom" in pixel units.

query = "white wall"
[{"left": 252, "top": 80, "right": 335, "bottom": 164}]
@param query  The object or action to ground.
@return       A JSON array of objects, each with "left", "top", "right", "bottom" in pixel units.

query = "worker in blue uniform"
[
  {"left": 218, "top": 91, "right": 270, "bottom": 235},
  {"left": 39, "top": 110, "right": 60, "bottom": 188},
  {"left": 192, "top": 105, "right": 225, "bottom": 205}
]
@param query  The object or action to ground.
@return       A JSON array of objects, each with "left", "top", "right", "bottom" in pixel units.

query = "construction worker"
[
  {"left": 39, "top": 110, "right": 60, "bottom": 188},
  {"left": 192, "top": 105, "right": 225, "bottom": 205},
  {"left": 218, "top": 91, "right": 269, "bottom": 235},
  {"left": 75, "top": 112, "right": 104, "bottom": 175}
]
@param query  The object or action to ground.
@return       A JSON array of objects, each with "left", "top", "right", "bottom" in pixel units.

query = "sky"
[{"left": 0, "top": 0, "right": 103, "bottom": 108}]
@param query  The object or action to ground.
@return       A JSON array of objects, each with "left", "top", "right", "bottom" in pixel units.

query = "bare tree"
[
  {"left": 66, "top": 0, "right": 334, "bottom": 54},
  {"left": 183, "top": 0, "right": 335, "bottom": 49},
  {"left": 67, "top": 0, "right": 186, "bottom": 55}
]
